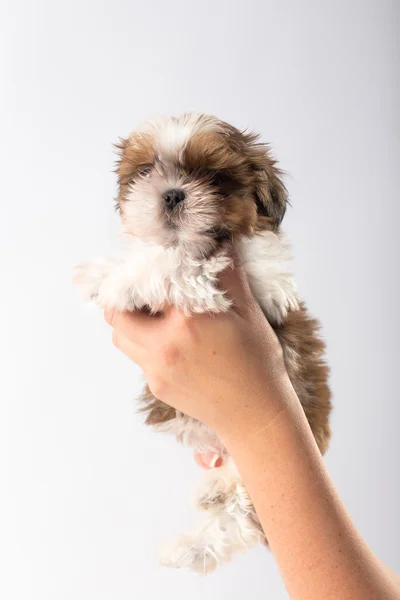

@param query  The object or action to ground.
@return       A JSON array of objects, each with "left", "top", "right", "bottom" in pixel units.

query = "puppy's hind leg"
[{"left": 160, "top": 465, "right": 264, "bottom": 574}]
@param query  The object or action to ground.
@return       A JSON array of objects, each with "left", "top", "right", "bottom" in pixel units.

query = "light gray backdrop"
[{"left": 0, "top": 1, "right": 399, "bottom": 599}]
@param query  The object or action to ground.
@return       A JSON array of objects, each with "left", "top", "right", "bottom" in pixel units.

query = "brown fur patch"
[
  {"left": 115, "top": 133, "right": 155, "bottom": 210},
  {"left": 183, "top": 122, "right": 288, "bottom": 232},
  {"left": 275, "top": 302, "right": 332, "bottom": 454},
  {"left": 184, "top": 130, "right": 256, "bottom": 182},
  {"left": 139, "top": 385, "right": 176, "bottom": 425},
  {"left": 221, "top": 196, "right": 258, "bottom": 237}
]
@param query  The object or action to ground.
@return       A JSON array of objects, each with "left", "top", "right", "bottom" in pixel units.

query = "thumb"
[{"left": 217, "top": 251, "right": 255, "bottom": 311}]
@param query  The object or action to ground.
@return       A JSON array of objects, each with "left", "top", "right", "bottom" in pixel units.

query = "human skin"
[{"left": 104, "top": 262, "right": 400, "bottom": 600}]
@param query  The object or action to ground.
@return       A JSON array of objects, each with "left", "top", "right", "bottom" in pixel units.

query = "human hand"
[{"left": 104, "top": 259, "right": 296, "bottom": 441}]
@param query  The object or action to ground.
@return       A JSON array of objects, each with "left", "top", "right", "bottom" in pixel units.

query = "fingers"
[
  {"left": 110, "top": 326, "right": 149, "bottom": 366},
  {"left": 104, "top": 307, "right": 161, "bottom": 344},
  {"left": 104, "top": 308, "right": 160, "bottom": 368}
]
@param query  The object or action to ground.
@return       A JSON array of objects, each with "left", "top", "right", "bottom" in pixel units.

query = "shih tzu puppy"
[{"left": 74, "top": 113, "right": 331, "bottom": 574}]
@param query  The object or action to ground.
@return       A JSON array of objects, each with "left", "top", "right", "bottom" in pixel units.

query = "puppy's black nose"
[{"left": 164, "top": 188, "right": 185, "bottom": 209}]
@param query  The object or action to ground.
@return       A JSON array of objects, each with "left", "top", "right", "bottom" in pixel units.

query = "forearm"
[{"left": 219, "top": 389, "right": 400, "bottom": 600}]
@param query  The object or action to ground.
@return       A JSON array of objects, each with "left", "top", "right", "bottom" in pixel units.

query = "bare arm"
[
  {"left": 219, "top": 395, "right": 399, "bottom": 599},
  {"left": 104, "top": 262, "right": 400, "bottom": 600}
]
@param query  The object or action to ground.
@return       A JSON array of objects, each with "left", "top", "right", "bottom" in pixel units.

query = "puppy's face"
[{"left": 116, "top": 113, "right": 287, "bottom": 257}]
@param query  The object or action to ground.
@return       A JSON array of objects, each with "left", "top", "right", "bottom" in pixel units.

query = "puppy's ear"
[
  {"left": 254, "top": 161, "right": 287, "bottom": 230},
  {"left": 241, "top": 132, "right": 288, "bottom": 230}
]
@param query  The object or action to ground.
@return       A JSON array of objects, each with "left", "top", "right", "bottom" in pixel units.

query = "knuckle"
[{"left": 159, "top": 341, "right": 180, "bottom": 366}]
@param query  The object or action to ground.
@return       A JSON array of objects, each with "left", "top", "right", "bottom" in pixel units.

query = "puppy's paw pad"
[{"left": 160, "top": 535, "right": 218, "bottom": 574}]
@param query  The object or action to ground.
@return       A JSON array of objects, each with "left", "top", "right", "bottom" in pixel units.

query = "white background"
[{"left": 0, "top": 1, "right": 399, "bottom": 598}]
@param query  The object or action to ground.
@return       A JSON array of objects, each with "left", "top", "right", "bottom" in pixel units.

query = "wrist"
[{"left": 213, "top": 378, "right": 303, "bottom": 453}]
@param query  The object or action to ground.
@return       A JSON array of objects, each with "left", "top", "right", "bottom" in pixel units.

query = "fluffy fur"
[{"left": 74, "top": 113, "right": 331, "bottom": 574}]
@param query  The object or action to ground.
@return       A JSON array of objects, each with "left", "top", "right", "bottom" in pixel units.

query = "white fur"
[
  {"left": 74, "top": 229, "right": 296, "bottom": 573},
  {"left": 136, "top": 113, "right": 221, "bottom": 162},
  {"left": 74, "top": 230, "right": 297, "bottom": 319},
  {"left": 160, "top": 460, "right": 264, "bottom": 574},
  {"left": 238, "top": 232, "right": 298, "bottom": 324}
]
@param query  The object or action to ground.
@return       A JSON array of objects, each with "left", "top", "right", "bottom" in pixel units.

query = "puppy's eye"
[
  {"left": 139, "top": 166, "right": 152, "bottom": 178},
  {"left": 211, "top": 171, "right": 232, "bottom": 186}
]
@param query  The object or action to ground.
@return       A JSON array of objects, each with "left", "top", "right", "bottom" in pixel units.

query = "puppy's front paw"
[
  {"left": 160, "top": 534, "right": 218, "bottom": 575},
  {"left": 73, "top": 260, "right": 112, "bottom": 303}
]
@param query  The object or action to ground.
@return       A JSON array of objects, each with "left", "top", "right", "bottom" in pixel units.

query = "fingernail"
[{"left": 209, "top": 454, "right": 223, "bottom": 468}]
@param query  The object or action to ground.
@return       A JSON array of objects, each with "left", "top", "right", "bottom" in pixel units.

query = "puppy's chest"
[{"left": 128, "top": 231, "right": 298, "bottom": 322}]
